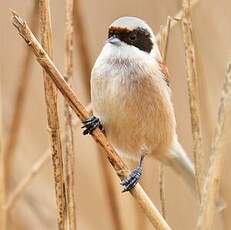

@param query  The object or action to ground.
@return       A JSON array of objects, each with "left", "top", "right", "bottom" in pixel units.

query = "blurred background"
[{"left": 1, "top": 0, "right": 231, "bottom": 229}]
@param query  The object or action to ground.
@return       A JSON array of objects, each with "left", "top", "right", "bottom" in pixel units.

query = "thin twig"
[
  {"left": 197, "top": 60, "right": 231, "bottom": 230},
  {"left": 11, "top": 11, "right": 171, "bottom": 230},
  {"left": 159, "top": 164, "right": 166, "bottom": 219},
  {"left": 181, "top": 0, "right": 203, "bottom": 200},
  {"left": 39, "top": 1, "right": 67, "bottom": 229},
  {"left": 64, "top": 0, "right": 77, "bottom": 229},
  {"left": 5, "top": 104, "right": 91, "bottom": 211},
  {"left": 4, "top": 1, "right": 39, "bottom": 190},
  {"left": 158, "top": 16, "right": 173, "bottom": 220},
  {"left": 155, "top": 0, "right": 200, "bottom": 43},
  {"left": 0, "top": 83, "right": 6, "bottom": 229},
  {"left": 73, "top": 0, "right": 91, "bottom": 98},
  {"left": 4, "top": 150, "right": 50, "bottom": 211},
  {"left": 161, "top": 16, "right": 172, "bottom": 63}
]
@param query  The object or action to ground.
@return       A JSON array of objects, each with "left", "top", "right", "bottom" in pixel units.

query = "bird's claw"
[
  {"left": 82, "top": 116, "right": 102, "bottom": 135},
  {"left": 120, "top": 155, "right": 145, "bottom": 192},
  {"left": 120, "top": 167, "right": 142, "bottom": 192}
]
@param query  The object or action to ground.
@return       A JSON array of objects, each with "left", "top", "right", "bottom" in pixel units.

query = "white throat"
[{"left": 92, "top": 41, "right": 163, "bottom": 81}]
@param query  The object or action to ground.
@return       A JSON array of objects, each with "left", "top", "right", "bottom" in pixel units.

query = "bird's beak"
[{"left": 107, "top": 36, "right": 121, "bottom": 46}]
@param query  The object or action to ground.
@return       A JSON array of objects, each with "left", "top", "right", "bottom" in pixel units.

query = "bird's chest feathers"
[
  {"left": 92, "top": 67, "right": 162, "bottom": 126},
  {"left": 92, "top": 73, "right": 133, "bottom": 122}
]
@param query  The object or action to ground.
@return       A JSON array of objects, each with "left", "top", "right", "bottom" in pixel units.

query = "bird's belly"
[{"left": 91, "top": 76, "right": 176, "bottom": 159}]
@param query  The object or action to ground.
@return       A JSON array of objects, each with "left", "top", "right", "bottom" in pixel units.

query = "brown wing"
[{"left": 158, "top": 61, "right": 170, "bottom": 86}]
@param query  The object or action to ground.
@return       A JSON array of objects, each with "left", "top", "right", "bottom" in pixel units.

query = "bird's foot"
[
  {"left": 82, "top": 116, "right": 102, "bottom": 135},
  {"left": 120, "top": 155, "right": 145, "bottom": 193}
]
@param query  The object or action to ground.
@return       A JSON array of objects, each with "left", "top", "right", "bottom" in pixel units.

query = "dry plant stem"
[
  {"left": 159, "top": 164, "right": 166, "bottom": 219},
  {"left": 73, "top": 0, "right": 91, "bottom": 98},
  {"left": 155, "top": 0, "right": 200, "bottom": 43},
  {"left": 181, "top": 0, "right": 203, "bottom": 199},
  {"left": 64, "top": 0, "right": 77, "bottom": 229},
  {"left": 161, "top": 17, "right": 172, "bottom": 63},
  {"left": 4, "top": 2, "right": 39, "bottom": 190},
  {"left": 98, "top": 152, "right": 123, "bottom": 230},
  {"left": 197, "top": 61, "right": 231, "bottom": 230},
  {"left": 11, "top": 12, "right": 171, "bottom": 230},
  {"left": 136, "top": 184, "right": 146, "bottom": 230},
  {"left": 7, "top": 1, "right": 201, "bottom": 210},
  {"left": 0, "top": 88, "right": 6, "bottom": 229},
  {"left": 5, "top": 104, "right": 91, "bottom": 211},
  {"left": 158, "top": 17, "right": 172, "bottom": 220},
  {"left": 39, "top": 1, "right": 67, "bottom": 229}
]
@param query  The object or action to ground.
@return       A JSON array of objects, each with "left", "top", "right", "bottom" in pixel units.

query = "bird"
[{"left": 82, "top": 16, "right": 195, "bottom": 193}]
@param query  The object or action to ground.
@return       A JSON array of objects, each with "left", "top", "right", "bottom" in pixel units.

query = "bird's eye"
[
  {"left": 129, "top": 33, "right": 137, "bottom": 41},
  {"left": 108, "top": 31, "right": 113, "bottom": 38}
]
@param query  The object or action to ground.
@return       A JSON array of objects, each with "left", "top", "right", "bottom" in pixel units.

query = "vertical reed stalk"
[
  {"left": 98, "top": 152, "right": 123, "bottom": 230},
  {"left": 159, "top": 164, "right": 166, "bottom": 219},
  {"left": 155, "top": 0, "right": 200, "bottom": 43},
  {"left": 197, "top": 60, "right": 231, "bottom": 230},
  {"left": 4, "top": 1, "right": 39, "bottom": 189},
  {"left": 0, "top": 84, "right": 6, "bottom": 229},
  {"left": 5, "top": 103, "right": 91, "bottom": 211},
  {"left": 181, "top": 0, "right": 203, "bottom": 199},
  {"left": 39, "top": 1, "right": 67, "bottom": 229},
  {"left": 73, "top": 0, "right": 91, "bottom": 98},
  {"left": 64, "top": 0, "right": 77, "bottom": 229},
  {"left": 158, "top": 16, "right": 172, "bottom": 220}
]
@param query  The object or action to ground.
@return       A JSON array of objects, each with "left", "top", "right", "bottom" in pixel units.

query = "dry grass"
[
  {"left": 158, "top": 16, "right": 173, "bottom": 220},
  {"left": 4, "top": 104, "right": 92, "bottom": 213},
  {"left": 39, "top": 0, "right": 67, "bottom": 229},
  {"left": 3, "top": 0, "right": 231, "bottom": 229},
  {"left": 155, "top": 0, "right": 200, "bottom": 43},
  {"left": 197, "top": 60, "right": 231, "bottom": 230},
  {"left": 64, "top": 0, "right": 77, "bottom": 229},
  {"left": 181, "top": 0, "right": 203, "bottom": 200},
  {"left": 11, "top": 11, "right": 171, "bottom": 230}
]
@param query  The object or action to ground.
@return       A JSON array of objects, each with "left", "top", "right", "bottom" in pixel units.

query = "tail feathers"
[
  {"left": 160, "top": 140, "right": 226, "bottom": 212},
  {"left": 160, "top": 140, "right": 196, "bottom": 193}
]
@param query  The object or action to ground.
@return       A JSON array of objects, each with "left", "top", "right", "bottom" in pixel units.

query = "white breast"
[{"left": 91, "top": 43, "right": 176, "bottom": 160}]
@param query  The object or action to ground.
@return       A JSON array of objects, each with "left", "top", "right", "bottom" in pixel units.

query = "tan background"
[{"left": 1, "top": 0, "right": 231, "bottom": 229}]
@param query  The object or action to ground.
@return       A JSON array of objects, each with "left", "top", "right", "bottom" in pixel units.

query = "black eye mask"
[{"left": 108, "top": 27, "right": 153, "bottom": 53}]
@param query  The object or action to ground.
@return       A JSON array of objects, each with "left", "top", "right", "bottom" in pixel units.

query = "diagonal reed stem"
[
  {"left": 5, "top": 104, "right": 91, "bottom": 211},
  {"left": 6, "top": 2, "right": 201, "bottom": 212},
  {"left": 74, "top": 1, "right": 123, "bottom": 229},
  {"left": 11, "top": 11, "right": 171, "bottom": 230}
]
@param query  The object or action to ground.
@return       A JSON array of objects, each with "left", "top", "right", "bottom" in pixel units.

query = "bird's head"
[{"left": 105, "top": 17, "right": 161, "bottom": 60}]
